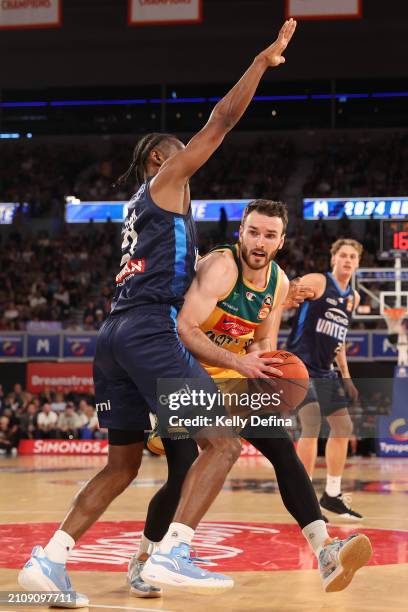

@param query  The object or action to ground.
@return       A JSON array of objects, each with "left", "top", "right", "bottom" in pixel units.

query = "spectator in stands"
[
  {"left": 76, "top": 400, "right": 89, "bottom": 430},
  {"left": 0, "top": 415, "right": 19, "bottom": 455},
  {"left": 51, "top": 391, "right": 67, "bottom": 413},
  {"left": 36, "top": 403, "right": 58, "bottom": 439},
  {"left": 57, "top": 403, "right": 80, "bottom": 439},
  {"left": 19, "top": 403, "right": 38, "bottom": 439}
]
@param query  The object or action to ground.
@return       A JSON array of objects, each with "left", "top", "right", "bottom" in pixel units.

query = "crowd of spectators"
[
  {"left": 3, "top": 132, "right": 408, "bottom": 215},
  {"left": 303, "top": 133, "right": 408, "bottom": 198},
  {"left": 1, "top": 137, "right": 296, "bottom": 212},
  {"left": 0, "top": 383, "right": 104, "bottom": 455},
  {"left": 2, "top": 132, "right": 406, "bottom": 330},
  {"left": 0, "top": 382, "right": 382, "bottom": 457},
  {"left": 0, "top": 223, "right": 116, "bottom": 331}
]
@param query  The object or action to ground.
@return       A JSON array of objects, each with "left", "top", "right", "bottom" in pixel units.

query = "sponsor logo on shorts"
[
  {"left": 96, "top": 400, "right": 111, "bottom": 412},
  {"left": 116, "top": 258, "right": 145, "bottom": 284}
]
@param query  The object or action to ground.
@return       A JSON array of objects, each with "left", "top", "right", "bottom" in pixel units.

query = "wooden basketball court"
[{"left": 0, "top": 453, "right": 407, "bottom": 611}]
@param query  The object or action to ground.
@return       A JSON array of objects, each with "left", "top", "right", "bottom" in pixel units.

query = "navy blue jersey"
[
  {"left": 287, "top": 272, "right": 355, "bottom": 374},
  {"left": 111, "top": 179, "right": 198, "bottom": 314}
]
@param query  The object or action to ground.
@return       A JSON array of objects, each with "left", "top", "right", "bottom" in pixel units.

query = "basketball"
[{"left": 261, "top": 350, "right": 309, "bottom": 411}]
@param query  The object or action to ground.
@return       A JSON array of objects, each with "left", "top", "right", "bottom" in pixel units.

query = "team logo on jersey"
[
  {"left": 246, "top": 291, "right": 255, "bottom": 301},
  {"left": 326, "top": 297, "right": 338, "bottom": 306},
  {"left": 324, "top": 308, "right": 349, "bottom": 326},
  {"left": 115, "top": 258, "right": 145, "bottom": 284},
  {"left": 214, "top": 314, "right": 256, "bottom": 338},
  {"left": 346, "top": 295, "right": 354, "bottom": 312},
  {"left": 257, "top": 294, "right": 273, "bottom": 320}
]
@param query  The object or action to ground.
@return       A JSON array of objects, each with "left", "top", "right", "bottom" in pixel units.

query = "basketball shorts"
[
  {"left": 300, "top": 368, "right": 349, "bottom": 417},
  {"left": 93, "top": 304, "right": 225, "bottom": 435}
]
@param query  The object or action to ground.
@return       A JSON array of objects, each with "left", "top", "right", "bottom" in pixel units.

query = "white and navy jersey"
[
  {"left": 287, "top": 272, "right": 355, "bottom": 375},
  {"left": 111, "top": 179, "right": 198, "bottom": 314}
]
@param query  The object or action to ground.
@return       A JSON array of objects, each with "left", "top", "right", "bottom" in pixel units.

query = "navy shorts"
[
  {"left": 93, "top": 304, "right": 221, "bottom": 433},
  {"left": 300, "top": 368, "right": 348, "bottom": 417}
]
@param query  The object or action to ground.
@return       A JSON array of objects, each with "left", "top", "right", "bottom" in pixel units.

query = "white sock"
[
  {"left": 44, "top": 530, "right": 75, "bottom": 564},
  {"left": 302, "top": 520, "right": 330, "bottom": 558},
  {"left": 137, "top": 534, "right": 157, "bottom": 558},
  {"left": 159, "top": 522, "right": 194, "bottom": 554},
  {"left": 326, "top": 475, "right": 342, "bottom": 497}
]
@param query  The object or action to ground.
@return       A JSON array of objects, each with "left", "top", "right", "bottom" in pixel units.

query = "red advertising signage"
[
  {"left": 286, "top": 0, "right": 362, "bottom": 20},
  {"left": 128, "top": 0, "right": 202, "bottom": 26},
  {"left": 27, "top": 362, "right": 94, "bottom": 393},
  {"left": 18, "top": 439, "right": 108, "bottom": 455},
  {"left": 0, "top": 0, "right": 62, "bottom": 30}
]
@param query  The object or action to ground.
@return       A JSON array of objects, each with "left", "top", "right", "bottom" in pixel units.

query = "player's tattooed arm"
[{"left": 177, "top": 253, "right": 283, "bottom": 377}]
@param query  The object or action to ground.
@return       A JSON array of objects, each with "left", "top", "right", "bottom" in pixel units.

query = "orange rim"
[{"left": 384, "top": 308, "right": 407, "bottom": 321}]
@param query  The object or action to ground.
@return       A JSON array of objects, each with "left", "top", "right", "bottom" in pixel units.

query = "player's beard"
[{"left": 240, "top": 242, "right": 279, "bottom": 270}]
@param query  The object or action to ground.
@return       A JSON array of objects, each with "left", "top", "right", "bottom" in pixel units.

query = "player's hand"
[
  {"left": 257, "top": 18, "right": 297, "bottom": 68},
  {"left": 344, "top": 378, "right": 359, "bottom": 402},
  {"left": 235, "top": 351, "right": 283, "bottom": 378},
  {"left": 283, "top": 278, "right": 315, "bottom": 308}
]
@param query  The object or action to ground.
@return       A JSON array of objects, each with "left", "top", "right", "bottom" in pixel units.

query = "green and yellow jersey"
[{"left": 200, "top": 244, "right": 283, "bottom": 377}]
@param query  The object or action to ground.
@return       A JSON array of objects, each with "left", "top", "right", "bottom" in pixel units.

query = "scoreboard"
[{"left": 381, "top": 220, "right": 408, "bottom": 255}]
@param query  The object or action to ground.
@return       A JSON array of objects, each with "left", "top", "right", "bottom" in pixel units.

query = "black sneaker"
[{"left": 320, "top": 491, "right": 363, "bottom": 521}]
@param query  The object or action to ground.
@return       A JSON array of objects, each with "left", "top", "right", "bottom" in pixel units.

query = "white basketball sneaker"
[{"left": 18, "top": 546, "right": 89, "bottom": 608}]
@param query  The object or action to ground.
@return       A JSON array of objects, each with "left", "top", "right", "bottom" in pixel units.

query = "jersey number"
[{"left": 120, "top": 210, "right": 138, "bottom": 267}]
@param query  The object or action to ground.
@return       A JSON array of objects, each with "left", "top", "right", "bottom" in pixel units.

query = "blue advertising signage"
[
  {"left": 63, "top": 334, "right": 97, "bottom": 359},
  {"left": 0, "top": 334, "right": 24, "bottom": 358},
  {"left": 377, "top": 366, "right": 408, "bottom": 457},
  {"left": 373, "top": 333, "right": 398, "bottom": 360},
  {"left": 65, "top": 198, "right": 250, "bottom": 223},
  {"left": 27, "top": 334, "right": 60, "bottom": 359},
  {"left": 303, "top": 197, "right": 408, "bottom": 220},
  {"left": 345, "top": 333, "right": 369, "bottom": 359}
]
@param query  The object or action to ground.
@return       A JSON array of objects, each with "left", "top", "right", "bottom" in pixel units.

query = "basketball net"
[{"left": 384, "top": 308, "right": 408, "bottom": 366}]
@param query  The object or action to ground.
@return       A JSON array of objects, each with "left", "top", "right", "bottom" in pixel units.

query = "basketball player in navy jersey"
[
  {"left": 287, "top": 239, "right": 363, "bottom": 520},
  {"left": 19, "top": 19, "right": 298, "bottom": 603}
]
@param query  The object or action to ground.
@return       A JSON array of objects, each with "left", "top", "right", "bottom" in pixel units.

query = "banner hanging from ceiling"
[
  {"left": 286, "top": 0, "right": 361, "bottom": 20},
  {"left": 128, "top": 0, "right": 202, "bottom": 26},
  {"left": 0, "top": 0, "right": 61, "bottom": 30}
]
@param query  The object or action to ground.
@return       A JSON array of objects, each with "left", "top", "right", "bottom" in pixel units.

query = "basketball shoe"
[
  {"left": 140, "top": 542, "right": 233, "bottom": 593},
  {"left": 127, "top": 554, "right": 162, "bottom": 598},
  {"left": 319, "top": 533, "right": 372, "bottom": 592},
  {"left": 320, "top": 491, "right": 363, "bottom": 520},
  {"left": 18, "top": 546, "right": 88, "bottom": 608}
]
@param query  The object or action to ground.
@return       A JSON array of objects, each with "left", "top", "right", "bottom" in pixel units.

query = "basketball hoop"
[{"left": 383, "top": 308, "right": 407, "bottom": 336}]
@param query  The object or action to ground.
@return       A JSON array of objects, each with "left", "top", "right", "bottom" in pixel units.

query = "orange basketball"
[{"left": 261, "top": 350, "right": 309, "bottom": 411}]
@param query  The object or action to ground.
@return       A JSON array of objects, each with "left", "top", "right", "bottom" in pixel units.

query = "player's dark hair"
[
  {"left": 113, "top": 133, "right": 180, "bottom": 188},
  {"left": 241, "top": 200, "right": 288, "bottom": 233}
]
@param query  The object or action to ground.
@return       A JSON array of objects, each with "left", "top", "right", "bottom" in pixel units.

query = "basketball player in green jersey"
[{"left": 138, "top": 200, "right": 372, "bottom": 596}]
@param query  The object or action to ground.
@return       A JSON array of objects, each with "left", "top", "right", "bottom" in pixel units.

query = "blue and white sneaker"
[
  {"left": 140, "top": 543, "right": 234, "bottom": 594},
  {"left": 319, "top": 534, "right": 372, "bottom": 592},
  {"left": 18, "top": 546, "right": 89, "bottom": 608},
  {"left": 127, "top": 554, "right": 162, "bottom": 598}
]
